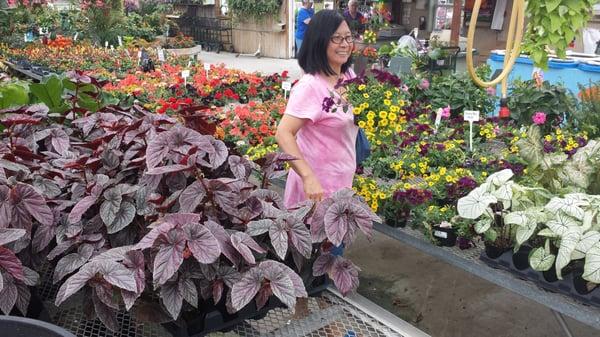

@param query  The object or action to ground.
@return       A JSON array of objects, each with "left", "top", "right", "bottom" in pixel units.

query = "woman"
[
  {"left": 276, "top": 10, "right": 357, "bottom": 209},
  {"left": 343, "top": 0, "right": 366, "bottom": 35}
]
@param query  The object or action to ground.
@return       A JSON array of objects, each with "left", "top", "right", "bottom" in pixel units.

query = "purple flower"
[
  {"left": 441, "top": 105, "right": 451, "bottom": 118},
  {"left": 419, "top": 78, "right": 430, "bottom": 90},
  {"left": 322, "top": 96, "right": 335, "bottom": 113},
  {"left": 543, "top": 140, "right": 555, "bottom": 153},
  {"left": 532, "top": 112, "right": 546, "bottom": 125},
  {"left": 486, "top": 86, "right": 496, "bottom": 96}
]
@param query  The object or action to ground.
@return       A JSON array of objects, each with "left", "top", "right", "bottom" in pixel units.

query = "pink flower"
[
  {"left": 441, "top": 105, "right": 451, "bottom": 118},
  {"left": 532, "top": 112, "right": 546, "bottom": 125},
  {"left": 419, "top": 78, "right": 430, "bottom": 90},
  {"left": 486, "top": 86, "right": 496, "bottom": 96}
]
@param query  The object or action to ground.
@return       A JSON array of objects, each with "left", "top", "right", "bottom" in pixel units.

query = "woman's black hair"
[{"left": 298, "top": 9, "right": 353, "bottom": 76}]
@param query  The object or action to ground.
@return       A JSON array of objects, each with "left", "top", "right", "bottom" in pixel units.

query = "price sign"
[
  {"left": 105, "top": 41, "right": 109, "bottom": 49},
  {"left": 74, "top": 32, "right": 79, "bottom": 41},
  {"left": 282, "top": 81, "right": 292, "bottom": 99},
  {"left": 118, "top": 36, "right": 123, "bottom": 47},
  {"left": 181, "top": 69, "right": 190, "bottom": 86},
  {"left": 464, "top": 110, "right": 480, "bottom": 151},
  {"left": 464, "top": 110, "right": 480, "bottom": 122},
  {"left": 110, "top": 45, "right": 115, "bottom": 51},
  {"left": 434, "top": 107, "right": 443, "bottom": 131}
]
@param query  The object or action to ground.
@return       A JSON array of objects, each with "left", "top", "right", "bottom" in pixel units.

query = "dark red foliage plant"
[{"left": 0, "top": 77, "right": 379, "bottom": 331}]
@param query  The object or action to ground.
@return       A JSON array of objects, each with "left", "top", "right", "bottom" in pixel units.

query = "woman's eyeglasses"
[{"left": 330, "top": 35, "right": 355, "bottom": 44}]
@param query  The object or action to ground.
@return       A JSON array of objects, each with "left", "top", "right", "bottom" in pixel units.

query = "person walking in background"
[
  {"left": 277, "top": 9, "right": 357, "bottom": 208},
  {"left": 343, "top": 0, "right": 366, "bottom": 35},
  {"left": 295, "top": 0, "right": 315, "bottom": 56}
]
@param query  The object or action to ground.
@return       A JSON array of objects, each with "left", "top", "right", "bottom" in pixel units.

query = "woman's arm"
[{"left": 275, "top": 115, "right": 324, "bottom": 201}]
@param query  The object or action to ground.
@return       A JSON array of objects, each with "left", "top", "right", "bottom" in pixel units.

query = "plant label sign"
[
  {"left": 434, "top": 107, "right": 443, "bottom": 132},
  {"left": 118, "top": 36, "right": 123, "bottom": 47},
  {"left": 203, "top": 62, "right": 211, "bottom": 76},
  {"left": 157, "top": 48, "right": 165, "bottom": 62},
  {"left": 181, "top": 69, "right": 190, "bottom": 86},
  {"left": 464, "top": 110, "right": 480, "bottom": 122},
  {"left": 74, "top": 32, "right": 78, "bottom": 41},
  {"left": 137, "top": 50, "right": 142, "bottom": 65},
  {"left": 282, "top": 81, "right": 292, "bottom": 99},
  {"left": 464, "top": 110, "right": 480, "bottom": 152},
  {"left": 433, "top": 230, "right": 448, "bottom": 239},
  {"left": 105, "top": 41, "right": 109, "bottom": 49}
]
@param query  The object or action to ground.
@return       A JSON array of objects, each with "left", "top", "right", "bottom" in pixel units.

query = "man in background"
[{"left": 295, "top": 0, "right": 315, "bottom": 56}]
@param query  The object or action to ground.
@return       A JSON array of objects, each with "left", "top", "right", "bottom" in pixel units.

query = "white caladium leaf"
[
  {"left": 556, "top": 230, "right": 582, "bottom": 280},
  {"left": 572, "top": 231, "right": 600, "bottom": 260},
  {"left": 516, "top": 220, "right": 537, "bottom": 245},
  {"left": 528, "top": 247, "right": 555, "bottom": 272},
  {"left": 546, "top": 212, "right": 580, "bottom": 237},
  {"left": 583, "top": 243, "right": 600, "bottom": 283},
  {"left": 537, "top": 228, "right": 559, "bottom": 238},
  {"left": 474, "top": 217, "right": 492, "bottom": 234},
  {"left": 582, "top": 210, "right": 597, "bottom": 233},
  {"left": 503, "top": 211, "right": 527, "bottom": 226},
  {"left": 485, "top": 169, "right": 514, "bottom": 187},
  {"left": 457, "top": 186, "right": 497, "bottom": 220},
  {"left": 545, "top": 196, "right": 586, "bottom": 220},
  {"left": 492, "top": 181, "right": 514, "bottom": 203}
]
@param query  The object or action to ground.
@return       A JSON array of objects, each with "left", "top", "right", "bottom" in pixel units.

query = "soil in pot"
[{"left": 512, "top": 245, "right": 533, "bottom": 270}]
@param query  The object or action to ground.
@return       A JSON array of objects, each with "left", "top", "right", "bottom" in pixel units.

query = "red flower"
[
  {"left": 259, "top": 124, "right": 269, "bottom": 134},
  {"left": 215, "top": 92, "right": 223, "bottom": 100},
  {"left": 170, "top": 103, "right": 179, "bottom": 110},
  {"left": 248, "top": 101, "right": 257, "bottom": 108},
  {"left": 157, "top": 106, "right": 167, "bottom": 114},
  {"left": 168, "top": 97, "right": 177, "bottom": 103},
  {"left": 281, "top": 70, "right": 289, "bottom": 78},
  {"left": 184, "top": 97, "right": 193, "bottom": 105}
]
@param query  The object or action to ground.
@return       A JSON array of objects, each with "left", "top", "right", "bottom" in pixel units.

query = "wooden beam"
[{"left": 450, "top": 0, "right": 463, "bottom": 46}]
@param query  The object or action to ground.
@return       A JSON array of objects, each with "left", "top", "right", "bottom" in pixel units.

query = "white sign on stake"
[
  {"left": 137, "top": 50, "right": 142, "bottom": 65},
  {"left": 157, "top": 48, "right": 165, "bottom": 62},
  {"left": 181, "top": 69, "right": 190, "bottom": 86},
  {"left": 203, "top": 63, "right": 210, "bottom": 76},
  {"left": 434, "top": 108, "right": 443, "bottom": 132},
  {"left": 282, "top": 81, "right": 292, "bottom": 99},
  {"left": 110, "top": 45, "right": 115, "bottom": 51},
  {"left": 105, "top": 41, "right": 109, "bottom": 49},
  {"left": 118, "top": 36, "right": 123, "bottom": 47},
  {"left": 74, "top": 32, "right": 78, "bottom": 41},
  {"left": 464, "top": 110, "right": 480, "bottom": 151}
]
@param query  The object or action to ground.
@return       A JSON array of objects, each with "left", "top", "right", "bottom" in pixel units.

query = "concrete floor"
[
  {"left": 200, "top": 51, "right": 600, "bottom": 337},
  {"left": 346, "top": 232, "right": 599, "bottom": 337}
]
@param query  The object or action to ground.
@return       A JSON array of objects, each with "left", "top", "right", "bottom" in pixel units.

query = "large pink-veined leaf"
[
  {"left": 134, "top": 222, "right": 176, "bottom": 250},
  {"left": 146, "top": 164, "right": 191, "bottom": 175},
  {"left": 92, "top": 292, "right": 119, "bottom": 331},
  {"left": 106, "top": 201, "right": 136, "bottom": 234},
  {"left": 251, "top": 189, "right": 284, "bottom": 210},
  {"left": 212, "top": 279, "right": 224, "bottom": 304},
  {"left": 310, "top": 199, "right": 334, "bottom": 243},
  {"left": 68, "top": 195, "right": 98, "bottom": 224},
  {"left": 0, "top": 228, "right": 26, "bottom": 246},
  {"left": 12, "top": 183, "right": 53, "bottom": 226},
  {"left": 288, "top": 220, "right": 312, "bottom": 259},
  {"left": 97, "top": 260, "right": 137, "bottom": 292},
  {"left": 162, "top": 213, "right": 202, "bottom": 226},
  {"left": 206, "top": 179, "right": 235, "bottom": 210},
  {"left": 260, "top": 261, "right": 296, "bottom": 308},
  {"left": 0, "top": 185, "right": 11, "bottom": 228},
  {"left": 32, "top": 177, "right": 62, "bottom": 199},
  {"left": 161, "top": 281, "right": 183, "bottom": 320},
  {"left": 183, "top": 223, "right": 221, "bottom": 264},
  {"left": 261, "top": 260, "right": 307, "bottom": 298},
  {"left": 50, "top": 128, "right": 70, "bottom": 155},
  {"left": 178, "top": 276, "right": 198, "bottom": 308},
  {"left": 14, "top": 282, "right": 30, "bottom": 316},
  {"left": 0, "top": 247, "right": 24, "bottom": 281},
  {"left": 330, "top": 257, "right": 360, "bottom": 296},
  {"left": 347, "top": 201, "right": 376, "bottom": 239},
  {"left": 323, "top": 201, "right": 350, "bottom": 246},
  {"left": 153, "top": 230, "right": 186, "bottom": 286},
  {"left": 230, "top": 268, "right": 262, "bottom": 311},
  {"left": 204, "top": 220, "right": 239, "bottom": 265},
  {"left": 246, "top": 219, "right": 274, "bottom": 236},
  {"left": 255, "top": 283, "right": 272, "bottom": 310},
  {"left": 230, "top": 232, "right": 266, "bottom": 265},
  {"left": 207, "top": 139, "right": 228, "bottom": 169},
  {"left": 55, "top": 263, "right": 97, "bottom": 306},
  {"left": 100, "top": 188, "right": 122, "bottom": 227},
  {"left": 268, "top": 221, "right": 288, "bottom": 260},
  {"left": 313, "top": 253, "right": 336, "bottom": 276},
  {"left": 94, "top": 283, "right": 119, "bottom": 309},
  {"left": 22, "top": 267, "right": 39, "bottom": 286},
  {"left": 0, "top": 274, "right": 17, "bottom": 314},
  {"left": 53, "top": 244, "right": 95, "bottom": 284},
  {"left": 228, "top": 155, "right": 247, "bottom": 179},
  {"left": 145, "top": 131, "right": 171, "bottom": 169},
  {"left": 178, "top": 181, "right": 207, "bottom": 213}
]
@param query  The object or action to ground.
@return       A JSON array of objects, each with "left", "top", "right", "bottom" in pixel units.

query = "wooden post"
[{"left": 450, "top": 0, "right": 463, "bottom": 46}]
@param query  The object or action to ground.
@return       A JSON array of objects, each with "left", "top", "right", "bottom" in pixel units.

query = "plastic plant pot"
[{"left": 0, "top": 316, "right": 75, "bottom": 337}]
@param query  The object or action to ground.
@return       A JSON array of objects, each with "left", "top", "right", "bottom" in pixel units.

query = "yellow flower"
[
  {"left": 363, "top": 93, "right": 370, "bottom": 99},
  {"left": 482, "top": 172, "right": 488, "bottom": 177},
  {"left": 556, "top": 129, "right": 562, "bottom": 135},
  {"left": 410, "top": 163, "right": 417, "bottom": 169},
  {"left": 388, "top": 112, "right": 397, "bottom": 121},
  {"left": 390, "top": 105, "right": 399, "bottom": 113},
  {"left": 358, "top": 84, "right": 366, "bottom": 91},
  {"left": 383, "top": 99, "right": 391, "bottom": 106},
  {"left": 480, "top": 157, "right": 487, "bottom": 164},
  {"left": 439, "top": 167, "right": 447, "bottom": 175},
  {"left": 367, "top": 111, "right": 375, "bottom": 120},
  {"left": 358, "top": 121, "right": 366, "bottom": 128},
  {"left": 367, "top": 119, "right": 375, "bottom": 127},
  {"left": 378, "top": 110, "right": 388, "bottom": 119},
  {"left": 379, "top": 119, "right": 389, "bottom": 127},
  {"left": 403, "top": 183, "right": 411, "bottom": 189},
  {"left": 544, "top": 135, "right": 553, "bottom": 142},
  {"left": 384, "top": 90, "right": 392, "bottom": 98}
]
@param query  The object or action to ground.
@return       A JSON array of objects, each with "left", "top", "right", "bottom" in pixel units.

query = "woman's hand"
[{"left": 302, "top": 174, "right": 324, "bottom": 202}]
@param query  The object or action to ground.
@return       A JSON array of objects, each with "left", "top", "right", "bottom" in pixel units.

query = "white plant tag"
[
  {"left": 118, "top": 36, "right": 123, "bottom": 47},
  {"left": 157, "top": 48, "right": 165, "bottom": 62},
  {"left": 464, "top": 110, "right": 480, "bottom": 122},
  {"left": 434, "top": 230, "right": 448, "bottom": 239}
]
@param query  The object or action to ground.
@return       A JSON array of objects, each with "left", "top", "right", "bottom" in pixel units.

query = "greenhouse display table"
[{"left": 374, "top": 223, "right": 600, "bottom": 336}]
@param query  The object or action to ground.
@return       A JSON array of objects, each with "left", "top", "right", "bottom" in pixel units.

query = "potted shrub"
[{"left": 0, "top": 72, "right": 380, "bottom": 334}]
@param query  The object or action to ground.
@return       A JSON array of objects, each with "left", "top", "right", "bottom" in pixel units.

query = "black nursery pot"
[
  {"left": 573, "top": 268, "right": 597, "bottom": 295},
  {"left": 543, "top": 264, "right": 559, "bottom": 283},
  {"left": 432, "top": 226, "right": 457, "bottom": 247},
  {"left": 512, "top": 245, "right": 533, "bottom": 270},
  {"left": 484, "top": 242, "right": 510, "bottom": 259},
  {"left": 0, "top": 316, "right": 76, "bottom": 337}
]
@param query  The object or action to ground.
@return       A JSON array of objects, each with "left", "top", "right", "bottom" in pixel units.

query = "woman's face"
[{"left": 327, "top": 21, "right": 353, "bottom": 72}]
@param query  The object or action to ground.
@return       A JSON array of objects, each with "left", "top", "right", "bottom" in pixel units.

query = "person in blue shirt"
[{"left": 295, "top": 0, "right": 315, "bottom": 56}]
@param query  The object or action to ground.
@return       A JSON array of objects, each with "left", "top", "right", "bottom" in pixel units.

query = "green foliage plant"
[
  {"left": 227, "top": 0, "right": 282, "bottom": 22},
  {"left": 523, "top": 0, "right": 598, "bottom": 69}
]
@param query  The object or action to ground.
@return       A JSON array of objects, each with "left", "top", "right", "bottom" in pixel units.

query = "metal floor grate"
[{"left": 37, "top": 260, "right": 409, "bottom": 337}]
